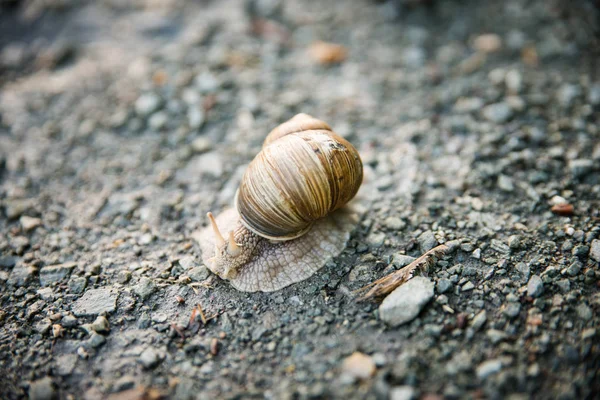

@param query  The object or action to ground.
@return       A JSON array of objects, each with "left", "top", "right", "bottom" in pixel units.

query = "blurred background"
[
  {"left": 1, "top": 1, "right": 600, "bottom": 399},
  {"left": 0, "top": 0, "right": 598, "bottom": 217}
]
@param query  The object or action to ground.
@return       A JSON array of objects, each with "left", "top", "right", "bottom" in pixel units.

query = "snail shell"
[
  {"left": 194, "top": 114, "right": 365, "bottom": 292},
  {"left": 236, "top": 113, "right": 363, "bottom": 240}
]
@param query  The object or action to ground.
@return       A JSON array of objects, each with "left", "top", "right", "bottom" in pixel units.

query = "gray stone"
[
  {"left": 572, "top": 244, "right": 589, "bottom": 258},
  {"left": 516, "top": 262, "right": 530, "bottom": 281},
  {"left": 148, "top": 111, "right": 168, "bottom": 130},
  {"left": 402, "top": 46, "right": 426, "bottom": 68},
  {"left": 454, "top": 97, "right": 485, "bottom": 113},
  {"left": 557, "top": 84, "right": 580, "bottom": 107},
  {"left": 72, "top": 288, "right": 118, "bottom": 317},
  {"left": 4, "top": 199, "right": 35, "bottom": 219},
  {"left": 589, "top": 83, "right": 600, "bottom": 105},
  {"left": 40, "top": 263, "right": 77, "bottom": 286},
  {"left": 490, "top": 239, "right": 510, "bottom": 255},
  {"left": 184, "top": 152, "right": 223, "bottom": 179},
  {"left": 390, "top": 386, "right": 416, "bottom": 400},
  {"left": 152, "top": 312, "right": 168, "bottom": 323},
  {"left": 88, "top": 332, "right": 106, "bottom": 348},
  {"left": 55, "top": 354, "right": 78, "bottom": 376},
  {"left": 487, "top": 329, "right": 507, "bottom": 343},
  {"left": 10, "top": 235, "right": 29, "bottom": 253},
  {"left": 188, "top": 107, "right": 205, "bottom": 129},
  {"left": 29, "top": 377, "right": 55, "bottom": 400},
  {"left": 190, "top": 137, "right": 212, "bottom": 153},
  {"left": 117, "top": 270, "right": 131, "bottom": 284},
  {"left": 37, "top": 287, "right": 54, "bottom": 301},
  {"left": 91, "top": 315, "right": 110, "bottom": 334},
  {"left": 505, "top": 69, "right": 523, "bottom": 93},
  {"left": 188, "top": 266, "right": 210, "bottom": 281},
  {"left": 61, "top": 315, "right": 78, "bottom": 328},
  {"left": 195, "top": 71, "right": 220, "bottom": 93},
  {"left": 0, "top": 256, "right": 19, "bottom": 268},
  {"left": 497, "top": 174, "right": 514, "bottom": 192},
  {"left": 527, "top": 275, "right": 544, "bottom": 298},
  {"left": 462, "top": 281, "right": 475, "bottom": 291},
  {"left": 379, "top": 277, "right": 435, "bottom": 327},
  {"left": 8, "top": 265, "right": 37, "bottom": 287},
  {"left": 179, "top": 256, "right": 197, "bottom": 270},
  {"left": 134, "top": 277, "right": 157, "bottom": 300},
  {"left": 113, "top": 375, "right": 136, "bottom": 392},
  {"left": 482, "top": 102, "right": 513, "bottom": 123},
  {"left": 138, "top": 233, "right": 154, "bottom": 245},
  {"left": 384, "top": 216, "right": 406, "bottom": 230},
  {"left": 437, "top": 278, "right": 453, "bottom": 294},
  {"left": 576, "top": 304, "right": 593, "bottom": 321},
  {"left": 555, "top": 279, "right": 571, "bottom": 293},
  {"left": 135, "top": 93, "right": 161, "bottom": 116},
  {"left": 68, "top": 276, "right": 87, "bottom": 294},
  {"left": 20, "top": 215, "right": 42, "bottom": 231},
  {"left": 503, "top": 303, "right": 521, "bottom": 319},
  {"left": 34, "top": 318, "right": 52, "bottom": 334},
  {"left": 367, "top": 231, "right": 386, "bottom": 248},
  {"left": 139, "top": 347, "right": 162, "bottom": 369},
  {"left": 569, "top": 159, "right": 594, "bottom": 179},
  {"left": 590, "top": 239, "right": 600, "bottom": 263},
  {"left": 476, "top": 359, "right": 503, "bottom": 379},
  {"left": 137, "top": 312, "right": 151, "bottom": 329},
  {"left": 392, "top": 254, "right": 416, "bottom": 268},
  {"left": 348, "top": 264, "right": 373, "bottom": 282},
  {"left": 417, "top": 230, "right": 438, "bottom": 252},
  {"left": 566, "top": 261, "right": 582, "bottom": 277},
  {"left": 582, "top": 328, "right": 596, "bottom": 340},
  {"left": 462, "top": 266, "right": 477, "bottom": 276},
  {"left": 472, "top": 310, "right": 487, "bottom": 331},
  {"left": 508, "top": 235, "right": 521, "bottom": 250}
]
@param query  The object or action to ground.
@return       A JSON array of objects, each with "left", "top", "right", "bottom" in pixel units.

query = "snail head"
[{"left": 206, "top": 212, "right": 253, "bottom": 279}]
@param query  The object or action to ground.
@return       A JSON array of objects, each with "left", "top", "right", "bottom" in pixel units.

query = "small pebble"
[
  {"left": 135, "top": 93, "right": 161, "bottom": 116},
  {"left": 473, "top": 34, "right": 502, "bottom": 53},
  {"left": 20, "top": 215, "right": 42, "bottom": 231},
  {"left": 148, "top": 111, "right": 168, "bottom": 130},
  {"left": 379, "top": 277, "right": 435, "bottom": 326},
  {"left": 476, "top": 359, "right": 503, "bottom": 379},
  {"left": 340, "top": 352, "right": 376, "bottom": 380},
  {"left": 472, "top": 310, "right": 487, "bottom": 331},
  {"left": 437, "top": 278, "right": 453, "bottom": 294},
  {"left": 91, "top": 316, "right": 110, "bottom": 334},
  {"left": 29, "top": 377, "right": 55, "bottom": 400},
  {"left": 483, "top": 102, "right": 513, "bottom": 123},
  {"left": 88, "top": 332, "right": 106, "bottom": 348},
  {"left": 503, "top": 303, "right": 521, "bottom": 319},
  {"left": 527, "top": 275, "right": 544, "bottom": 297},
  {"left": 390, "top": 386, "right": 416, "bottom": 400},
  {"left": 138, "top": 347, "right": 162, "bottom": 369}
]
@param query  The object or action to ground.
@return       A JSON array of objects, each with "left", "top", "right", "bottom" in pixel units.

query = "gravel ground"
[{"left": 1, "top": 0, "right": 599, "bottom": 399}]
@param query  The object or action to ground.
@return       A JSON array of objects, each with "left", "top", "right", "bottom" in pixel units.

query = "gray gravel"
[
  {"left": 379, "top": 277, "right": 435, "bottom": 326},
  {"left": 1, "top": 0, "right": 599, "bottom": 399}
]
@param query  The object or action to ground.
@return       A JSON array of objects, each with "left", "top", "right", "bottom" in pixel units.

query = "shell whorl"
[{"left": 235, "top": 114, "right": 363, "bottom": 241}]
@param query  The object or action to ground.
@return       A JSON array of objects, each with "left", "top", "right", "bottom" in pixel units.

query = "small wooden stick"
[
  {"left": 355, "top": 244, "right": 448, "bottom": 301},
  {"left": 197, "top": 304, "right": 207, "bottom": 325}
]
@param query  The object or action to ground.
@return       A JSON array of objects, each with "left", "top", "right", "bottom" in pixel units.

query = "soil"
[{"left": 1, "top": 0, "right": 599, "bottom": 399}]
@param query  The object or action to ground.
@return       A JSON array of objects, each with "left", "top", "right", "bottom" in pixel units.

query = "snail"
[{"left": 194, "top": 113, "right": 365, "bottom": 292}]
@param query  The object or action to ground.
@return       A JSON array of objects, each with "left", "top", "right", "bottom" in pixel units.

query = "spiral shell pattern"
[{"left": 235, "top": 114, "right": 363, "bottom": 240}]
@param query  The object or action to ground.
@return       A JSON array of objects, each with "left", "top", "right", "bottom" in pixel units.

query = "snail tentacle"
[
  {"left": 227, "top": 231, "right": 242, "bottom": 256},
  {"left": 207, "top": 212, "right": 225, "bottom": 247}
]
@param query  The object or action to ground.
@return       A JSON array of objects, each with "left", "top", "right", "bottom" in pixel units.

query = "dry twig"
[
  {"left": 355, "top": 244, "right": 448, "bottom": 301},
  {"left": 196, "top": 304, "right": 207, "bottom": 325}
]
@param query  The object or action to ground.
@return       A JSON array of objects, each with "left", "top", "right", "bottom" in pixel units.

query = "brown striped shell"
[{"left": 235, "top": 114, "right": 363, "bottom": 241}]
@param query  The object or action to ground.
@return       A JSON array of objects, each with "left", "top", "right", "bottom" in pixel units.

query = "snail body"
[{"left": 196, "top": 114, "right": 364, "bottom": 292}]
